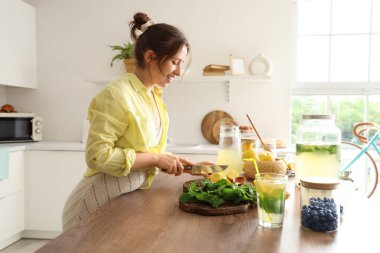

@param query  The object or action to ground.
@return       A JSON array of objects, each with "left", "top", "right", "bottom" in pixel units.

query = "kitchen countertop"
[
  {"left": 0, "top": 141, "right": 86, "bottom": 152},
  {"left": 35, "top": 173, "right": 380, "bottom": 253},
  {"left": 0, "top": 141, "right": 295, "bottom": 156}
]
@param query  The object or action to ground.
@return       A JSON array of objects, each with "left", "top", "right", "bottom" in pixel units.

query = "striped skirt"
[{"left": 62, "top": 171, "right": 148, "bottom": 231}]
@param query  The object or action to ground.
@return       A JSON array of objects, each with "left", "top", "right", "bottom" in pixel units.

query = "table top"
[{"left": 36, "top": 173, "right": 380, "bottom": 253}]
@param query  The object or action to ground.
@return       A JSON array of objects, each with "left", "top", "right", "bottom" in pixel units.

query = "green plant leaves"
[
  {"left": 109, "top": 42, "right": 135, "bottom": 67},
  {"left": 179, "top": 179, "right": 257, "bottom": 208}
]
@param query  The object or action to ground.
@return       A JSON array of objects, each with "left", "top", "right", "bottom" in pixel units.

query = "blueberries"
[{"left": 301, "top": 197, "right": 339, "bottom": 232}]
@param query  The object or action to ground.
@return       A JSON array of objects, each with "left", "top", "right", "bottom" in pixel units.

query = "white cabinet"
[
  {"left": 24, "top": 151, "right": 85, "bottom": 238},
  {"left": 0, "top": 0, "right": 37, "bottom": 88},
  {"left": 0, "top": 151, "right": 24, "bottom": 198},
  {"left": 0, "top": 151, "right": 25, "bottom": 250}
]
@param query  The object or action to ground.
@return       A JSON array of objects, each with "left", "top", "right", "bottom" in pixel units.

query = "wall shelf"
[
  {"left": 180, "top": 75, "right": 270, "bottom": 84},
  {"left": 179, "top": 76, "right": 271, "bottom": 102},
  {"left": 86, "top": 75, "right": 271, "bottom": 102}
]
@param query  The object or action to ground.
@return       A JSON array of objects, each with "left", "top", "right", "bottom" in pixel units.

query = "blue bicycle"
[{"left": 340, "top": 122, "right": 380, "bottom": 198}]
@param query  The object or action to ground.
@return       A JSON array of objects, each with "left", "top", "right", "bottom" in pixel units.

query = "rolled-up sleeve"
[{"left": 85, "top": 88, "right": 136, "bottom": 177}]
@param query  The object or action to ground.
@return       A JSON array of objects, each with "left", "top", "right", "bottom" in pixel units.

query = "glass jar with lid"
[
  {"left": 295, "top": 115, "right": 341, "bottom": 186},
  {"left": 216, "top": 121, "right": 243, "bottom": 175},
  {"left": 240, "top": 129, "right": 258, "bottom": 160},
  {"left": 300, "top": 177, "right": 340, "bottom": 232}
]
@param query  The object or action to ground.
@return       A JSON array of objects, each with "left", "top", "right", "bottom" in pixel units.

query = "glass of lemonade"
[{"left": 255, "top": 173, "right": 288, "bottom": 228}]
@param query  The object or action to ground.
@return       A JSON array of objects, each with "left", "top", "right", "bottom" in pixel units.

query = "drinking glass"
[{"left": 255, "top": 173, "right": 288, "bottom": 228}]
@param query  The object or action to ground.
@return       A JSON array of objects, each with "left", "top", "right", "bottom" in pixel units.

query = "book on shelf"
[
  {"left": 202, "top": 72, "right": 225, "bottom": 76},
  {"left": 202, "top": 68, "right": 226, "bottom": 76},
  {"left": 204, "top": 64, "right": 230, "bottom": 71}
]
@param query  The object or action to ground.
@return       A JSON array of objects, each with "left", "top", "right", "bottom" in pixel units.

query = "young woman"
[{"left": 62, "top": 12, "right": 201, "bottom": 230}]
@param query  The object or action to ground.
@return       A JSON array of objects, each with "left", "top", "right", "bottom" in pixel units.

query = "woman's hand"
[{"left": 157, "top": 154, "right": 191, "bottom": 176}]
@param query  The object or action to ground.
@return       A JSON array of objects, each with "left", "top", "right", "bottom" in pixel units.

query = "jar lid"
[
  {"left": 300, "top": 177, "right": 340, "bottom": 190},
  {"left": 302, "top": 114, "right": 335, "bottom": 120}
]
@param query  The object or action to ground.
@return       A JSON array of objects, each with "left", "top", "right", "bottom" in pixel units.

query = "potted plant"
[{"left": 109, "top": 42, "right": 136, "bottom": 72}]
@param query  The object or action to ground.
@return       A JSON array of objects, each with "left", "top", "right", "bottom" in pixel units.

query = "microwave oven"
[{"left": 0, "top": 113, "right": 42, "bottom": 142}]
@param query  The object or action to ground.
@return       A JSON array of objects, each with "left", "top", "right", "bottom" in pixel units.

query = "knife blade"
[{"left": 182, "top": 164, "right": 229, "bottom": 175}]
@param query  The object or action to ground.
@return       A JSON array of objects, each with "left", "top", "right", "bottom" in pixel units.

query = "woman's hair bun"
[
  {"left": 130, "top": 12, "right": 151, "bottom": 41},
  {"left": 134, "top": 13, "right": 151, "bottom": 29}
]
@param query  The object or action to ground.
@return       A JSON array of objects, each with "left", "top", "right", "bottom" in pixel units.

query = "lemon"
[
  {"left": 262, "top": 153, "right": 275, "bottom": 161},
  {"left": 258, "top": 153, "right": 266, "bottom": 161},
  {"left": 242, "top": 142, "right": 253, "bottom": 151},
  {"left": 242, "top": 149, "right": 256, "bottom": 159},
  {"left": 209, "top": 172, "right": 225, "bottom": 183},
  {"left": 226, "top": 170, "right": 239, "bottom": 182}
]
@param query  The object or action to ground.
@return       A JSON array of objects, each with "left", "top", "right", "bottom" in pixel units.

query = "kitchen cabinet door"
[
  {"left": 24, "top": 151, "right": 85, "bottom": 238},
  {"left": 0, "top": 151, "right": 25, "bottom": 250},
  {"left": 0, "top": 0, "right": 37, "bottom": 88},
  {"left": 0, "top": 192, "right": 25, "bottom": 250},
  {"left": 0, "top": 151, "right": 24, "bottom": 198}
]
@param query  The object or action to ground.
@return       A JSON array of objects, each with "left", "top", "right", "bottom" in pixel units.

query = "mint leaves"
[
  {"left": 296, "top": 144, "right": 340, "bottom": 155},
  {"left": 179, "top": 179, "right": 256, "bottom": 208}
]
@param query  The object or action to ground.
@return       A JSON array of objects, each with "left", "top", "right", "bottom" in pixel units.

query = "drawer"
[
  {"left": 0, "top": 151, "right": 24, "bottom": 198},
  {"left": 0, "top": 192, "right": 25, "bottom": 244}
]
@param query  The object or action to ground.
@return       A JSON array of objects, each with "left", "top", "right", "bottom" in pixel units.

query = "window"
[
  {"left": 292, "top": 0, "right": 380, "bottom": 143},
  {"left": 296, "top": 0, "right": 380, "bottom": 87}
]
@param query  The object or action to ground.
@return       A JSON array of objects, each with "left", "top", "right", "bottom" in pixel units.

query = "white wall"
[
  {"left": 0, "top": 87, "right": 6, "bottom": 104},
  {"left": 5, "top": 0, "right": 294, "bottom": 145}
]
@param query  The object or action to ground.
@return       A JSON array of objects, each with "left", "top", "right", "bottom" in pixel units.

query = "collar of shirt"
[{"left": 125, "top": 73, "right": 163, "bottom": 98}]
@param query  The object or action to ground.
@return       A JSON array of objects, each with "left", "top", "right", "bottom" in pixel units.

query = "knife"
[{"left": 182, "top": 164, "right": 229, "bottom": 175}]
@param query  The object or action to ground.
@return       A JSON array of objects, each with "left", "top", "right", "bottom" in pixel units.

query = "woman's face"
[{"left": 151, "top": 45, "right": 188, "bottom": 89}]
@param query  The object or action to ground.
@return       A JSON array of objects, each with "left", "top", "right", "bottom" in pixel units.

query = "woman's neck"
[{"left": 134, "top": 67, "right": 155, "bottom": 91}]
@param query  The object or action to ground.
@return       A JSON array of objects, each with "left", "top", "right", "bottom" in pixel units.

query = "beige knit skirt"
[{"left": 62, "top": 171, "right": 148, "bottom": 231}]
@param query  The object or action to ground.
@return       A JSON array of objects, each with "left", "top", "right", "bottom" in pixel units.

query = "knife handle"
[
  {"left": 161, "top": 165, "right": 193, "bottom": 174},
  {"left": 182, "top": 164, "right": 193, "bottom": 170},
  {"left": 182, "top": 164, "right": 197, "bottom": 175}
]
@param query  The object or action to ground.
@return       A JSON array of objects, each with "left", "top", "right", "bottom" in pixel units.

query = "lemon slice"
[
  {"left": 226, "top": 170, "right": 239, "bottom": 182},
  {"left": 209, "top": 172, "right": 225, "bottom": 183}
]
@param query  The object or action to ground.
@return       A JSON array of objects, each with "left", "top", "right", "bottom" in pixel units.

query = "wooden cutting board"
[
  {"left": 212, "top": 118, "right": 239, "bottom": 144},
  {"left": 179, "top": 179, "right": 250, "bottom": 216},
  {"left": 201, "top": 110, "right": 233, "bottom": 144}
]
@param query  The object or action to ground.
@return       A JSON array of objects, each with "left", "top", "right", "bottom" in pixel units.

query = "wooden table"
[{"left": 36, "top": 173, "right": 380, "bottom": 253}]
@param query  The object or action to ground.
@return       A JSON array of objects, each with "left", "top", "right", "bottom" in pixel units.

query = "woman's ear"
[{"left": 144, "top": 50, "right": 156, "bottom": 64}]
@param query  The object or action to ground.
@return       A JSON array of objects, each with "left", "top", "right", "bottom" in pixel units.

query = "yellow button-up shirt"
[{"left": 84, "top": 73, "right": 169, "bottom": 188}]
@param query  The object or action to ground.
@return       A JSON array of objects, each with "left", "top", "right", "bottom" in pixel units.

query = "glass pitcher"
[{"left": 216, "top": 121, "right": 243, "bottom": 175}]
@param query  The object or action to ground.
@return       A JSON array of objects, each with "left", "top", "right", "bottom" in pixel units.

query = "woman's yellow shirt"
[{"left": 84, "top": 73, "right": 169, "bottom": 188}]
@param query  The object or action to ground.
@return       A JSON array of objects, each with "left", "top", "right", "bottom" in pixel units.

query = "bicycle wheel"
[{"left": 340, "top": 141, "right": 379, "bottom": 198}]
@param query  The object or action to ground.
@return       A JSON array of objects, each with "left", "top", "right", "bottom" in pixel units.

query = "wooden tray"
[{"left": 179, "top": 179, "right": 250, "bottom": 216}]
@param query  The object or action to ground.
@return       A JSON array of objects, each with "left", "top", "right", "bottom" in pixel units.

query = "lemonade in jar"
[
  {"left": 295, "top": 115, "right": 341, "bottom": 186},
  {"left": 216, "top": 121, "right": 243, "bottom": 175}
]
